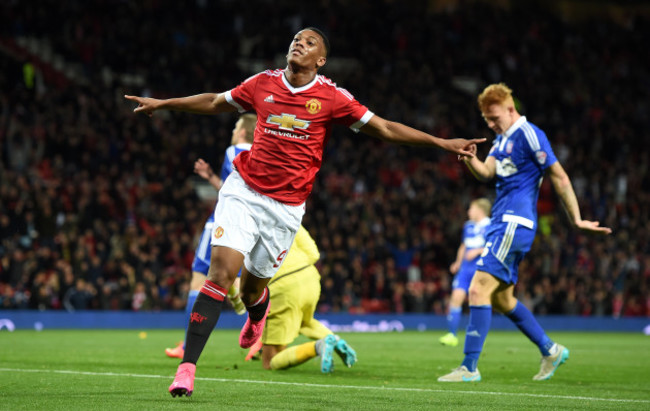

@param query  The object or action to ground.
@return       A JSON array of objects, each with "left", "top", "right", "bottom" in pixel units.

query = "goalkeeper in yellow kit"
[{"left": 245, "top": 225, "right": 357, "bottom": 373}]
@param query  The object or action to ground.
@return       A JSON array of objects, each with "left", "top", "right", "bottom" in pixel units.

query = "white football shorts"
[{"left": 211, "top": 170, "right": 305, "bottom": 279}]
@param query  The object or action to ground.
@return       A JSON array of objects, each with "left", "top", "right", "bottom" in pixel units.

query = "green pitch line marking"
[{"left": 1, "top": 367, "right": 648, "bottom": 405}]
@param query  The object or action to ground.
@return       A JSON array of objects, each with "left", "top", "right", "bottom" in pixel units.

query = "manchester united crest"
[
  {"left": 305, "top": 99, "right": 322, "bottom": 114},
  {"left": 213, "top": 226, "right": 224, "bottom": 239}
]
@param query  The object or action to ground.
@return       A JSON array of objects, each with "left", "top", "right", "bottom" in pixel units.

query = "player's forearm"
[
  {"left": 552, "top": 173, "right": 582, "bottom": 226},
  {"left": 160, "top": 93, "right": 221, "bottom": 114},
  {"left": 207, "top": 174, "right": 223, "bottom": 191},
  {"left": 455, "top": 244, "right": 465, "bottom": 265},
  {"left": 463, "top": 157, "right": 491, "bottom": 182},
  {"left": 379, "top": 121, "right": 448, "bottom": 147}
]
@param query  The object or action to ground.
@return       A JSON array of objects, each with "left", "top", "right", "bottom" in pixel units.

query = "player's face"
[
  {"left": 481, "top": 103, "right": 515, "bottom": 135},
  {"left": 467, "top": 204, "right": 475, "bottom": 220},
  {"left": 231, "top": 118, "right": 244, "bottom": 145},
  {"left": 468, "top": 204, "right": 479, "bottom": 222},
  {"left": 287, "top": 30, "right": 326, "bottom": 69}
]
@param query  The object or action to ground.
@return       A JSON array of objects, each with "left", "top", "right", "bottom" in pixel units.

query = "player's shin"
[
  {"left": 448, "top": 306, "right": 463, "bottom": 334},
  {"left": 245, "top": 286, "right": 270, "bottom": 322},
  {"left": 462, "top": 305, "right": 492, "bottom": 372},
  {"left": 182, "top": 280, "right": 228, "bottom": 364},
  {"left": 506, "top": 301, "right": 554, "bottom": 355},
  {"left": 270, "top": 342, "right": 317, "bottom": 370}
]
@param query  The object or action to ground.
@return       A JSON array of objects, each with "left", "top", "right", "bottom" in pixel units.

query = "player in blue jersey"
[
  {"left": 439, "top": 198, "right": 491, "bottom": 347},
  {"left": 165, "top": 113, "right": 256, "bottom": 359},
  {"left": 439, "top": 83, "right": 611, "bottom": 382}
]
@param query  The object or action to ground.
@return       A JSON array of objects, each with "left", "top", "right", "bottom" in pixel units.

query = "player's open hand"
[
  {"left": 124, "top": 95, "right": 161, "bottom": 117},
  {"left": 575, "top": 220, "right": 612, "bottom": 235}
]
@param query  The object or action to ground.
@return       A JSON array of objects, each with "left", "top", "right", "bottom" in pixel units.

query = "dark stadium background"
[{"left": 1, "top": 0, "right": 648, "bottom": 323}]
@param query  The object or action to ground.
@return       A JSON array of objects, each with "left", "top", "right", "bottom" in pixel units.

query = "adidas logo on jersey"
[{"left": 264, "top": 95, "right": 275, "bottom": 103}]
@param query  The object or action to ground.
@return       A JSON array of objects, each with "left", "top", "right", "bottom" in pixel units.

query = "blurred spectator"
[{"left": 63, "top": 278, "right": 95, "bottom": 312}]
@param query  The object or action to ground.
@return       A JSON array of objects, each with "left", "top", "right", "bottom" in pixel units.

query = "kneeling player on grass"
[{"left": 245, "top": 225, "right": 356, "bottom": 373}]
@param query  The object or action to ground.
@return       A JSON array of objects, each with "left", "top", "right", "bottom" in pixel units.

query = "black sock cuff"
[{"left": 247, "top": 287, "right": 269, "bottom": 322}]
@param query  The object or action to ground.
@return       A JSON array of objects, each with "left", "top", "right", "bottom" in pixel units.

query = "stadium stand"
[{"left": 1, "top": 0, "right": 648, "bottom": 318}]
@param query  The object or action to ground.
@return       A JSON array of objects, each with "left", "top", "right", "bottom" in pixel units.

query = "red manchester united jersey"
[{"left": 225, "top": 69, "right": 373, "bottom": 205}]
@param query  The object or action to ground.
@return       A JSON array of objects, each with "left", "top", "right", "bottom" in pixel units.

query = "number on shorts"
[{"left": 273, "top": 249, "right": 288, "bottom": 268}]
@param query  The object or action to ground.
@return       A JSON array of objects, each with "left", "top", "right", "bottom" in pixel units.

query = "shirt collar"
[
  {"left": 282, "top": 70, "right": 318, "bottom": 94},
  {"left": 503, "top": 116, "right": 527, "bottom": 138}
]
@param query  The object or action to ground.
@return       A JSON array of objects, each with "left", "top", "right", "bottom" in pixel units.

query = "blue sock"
[
  {"left": 183, "top": 290, "right": 200, "bottom": 349},
  {"left": 462, "top": 305, "right": 492, "bottom": 372},
  {"left": 447, "top": 307, "right": 462, "bottom": 335},
  {"left": 506, "top": 301, "right": 554, "bottom": 356}
]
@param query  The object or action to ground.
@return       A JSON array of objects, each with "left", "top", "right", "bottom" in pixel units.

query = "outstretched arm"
[
  {"left": 124, "top": 93, "right": 237, "bottom": 116},
  {"left": 548, "top": 162, "right": 612, "bottom": 235},
  {"left": 360, "top": 114, "right": 485, "bottom": 157}
]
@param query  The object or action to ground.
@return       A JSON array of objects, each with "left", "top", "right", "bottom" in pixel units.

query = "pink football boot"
[
  {"left": 239, "top": 304, "right": 270, "bottom": 348},
  {"left": 169, "top": 362, "right": 196, "bottom": 397}
]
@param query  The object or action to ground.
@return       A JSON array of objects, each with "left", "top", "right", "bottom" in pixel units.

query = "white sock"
[{"left": 314, "top": 338, "right": 324, "bottom": 356}]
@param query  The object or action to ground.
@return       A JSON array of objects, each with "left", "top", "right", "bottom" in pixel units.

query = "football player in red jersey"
[{"left": 126, "top": 27, "right": 485, "bottom": 398}]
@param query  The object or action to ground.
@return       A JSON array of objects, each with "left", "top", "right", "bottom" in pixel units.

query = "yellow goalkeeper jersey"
[{"left": 275, "top": 225, "right": 320, "bottom": 276}]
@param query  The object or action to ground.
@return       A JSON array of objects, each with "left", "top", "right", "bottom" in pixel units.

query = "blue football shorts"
[
  {"left": 452, "top": 259, "right": 479, "bottom": 292},
  {"left": 476, "top": 220, "right": 536, "bottom": 284},
  {"left": 191, "top": 214, "right": 215, "bottom": 275}
]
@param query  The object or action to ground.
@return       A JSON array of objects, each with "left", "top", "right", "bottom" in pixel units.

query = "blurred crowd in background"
[{"left": 1, "top": 0, "right": 648, "bottom": 317}]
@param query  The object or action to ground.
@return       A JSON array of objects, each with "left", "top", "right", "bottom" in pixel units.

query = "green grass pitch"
[{"left": 1, "top": 329, "right": 649, "bottom": 410}]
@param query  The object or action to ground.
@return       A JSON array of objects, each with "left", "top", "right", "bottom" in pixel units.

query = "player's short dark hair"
[{"left": 303, "top": 27, "right": 330, "bottom": 57}]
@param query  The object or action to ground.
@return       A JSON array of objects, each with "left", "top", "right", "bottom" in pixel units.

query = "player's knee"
[
  {"left": 492, "top": 294, "right": 516, "bottom": 313},
  {"left": 450, "top": 290, "right": 467, "bottom": 307},
  {"left": 269, "top": 358, "right": 280, "bottom": 370},
  {"left": 206, "top": 265, "right": 237, "bottom": 288},
  {"left": 468, "top": 285, "right": 490, "bottom": 305},
  {"left": 190, "top": 272, "right": 207, "bottom": 291}
]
